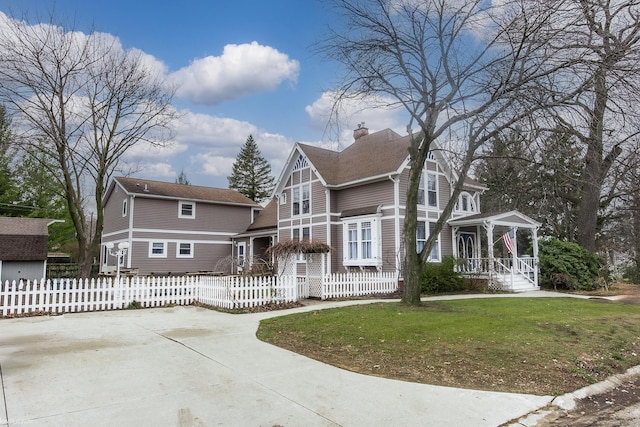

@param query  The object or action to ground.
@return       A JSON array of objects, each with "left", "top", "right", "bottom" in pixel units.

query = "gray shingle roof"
[
  {"left": 299, "top": 129, "right": 409, "bottom": 186},
  {"left": 247, "top": 199, "right": 277, "bottom": 231},
  {"left": 114, "top": 177, "right": 259, "bottom": 206}
]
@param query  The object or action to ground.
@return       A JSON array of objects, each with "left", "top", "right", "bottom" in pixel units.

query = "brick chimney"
[{"left": 353, "top": 122, "right": 368, "bottom": 140}]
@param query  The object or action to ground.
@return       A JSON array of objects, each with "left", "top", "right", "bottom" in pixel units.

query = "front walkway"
[{"left": 0, "top": 293, "right": 570, "bottom": 427}]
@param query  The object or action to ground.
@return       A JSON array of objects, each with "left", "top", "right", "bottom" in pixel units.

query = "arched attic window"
[
  {"left": 293, "top": 154, "right": 308, "bottom": 171},
  {"left": 455, "top": 191, "right": 477, "bottom": 213}
]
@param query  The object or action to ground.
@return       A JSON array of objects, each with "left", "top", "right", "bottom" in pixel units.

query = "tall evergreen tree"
[
  {"left": 175, "top": 169, "right": 191, "bottom": 185},
  {"left": 228, "top": 135, "right": 275, "bottom": 202}
]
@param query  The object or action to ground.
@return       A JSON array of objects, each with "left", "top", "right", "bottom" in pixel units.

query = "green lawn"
[{"left": 257, "top": 297, "right": 640, "bottom": 395}]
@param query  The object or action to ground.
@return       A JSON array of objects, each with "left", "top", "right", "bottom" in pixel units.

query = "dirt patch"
[{"left": 520, "top": 370, "right": 640, "bottom": 426}]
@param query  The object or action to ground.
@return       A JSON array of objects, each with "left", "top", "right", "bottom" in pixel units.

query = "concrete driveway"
[{"left": 0, "top": 300, "right": 553, "bottom": 427}]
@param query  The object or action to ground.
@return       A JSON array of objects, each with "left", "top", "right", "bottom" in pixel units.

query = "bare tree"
[
  {"left": 0, "top": 13, "right": 177, "bottom": 277},
  {"left": 321, "top": 0, "right": 567, "bottom": 304},
  {"left": 536, "top": 0, "right": 640, "bottom": 252}
]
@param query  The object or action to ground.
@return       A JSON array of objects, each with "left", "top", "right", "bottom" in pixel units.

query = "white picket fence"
[
  {"left": 198, "top": 275, "right": 298, "bottom": 309},
  {"left": 322, "top": 271, "right": 398, "bottom": 300},
  {"left": 0, "top": 271, "right": 399, "bottom": 316}
]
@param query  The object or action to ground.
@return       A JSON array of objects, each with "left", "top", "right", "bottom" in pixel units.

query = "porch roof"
[{"left": 448, "top": 210, "right": 541, "bottom": 229}]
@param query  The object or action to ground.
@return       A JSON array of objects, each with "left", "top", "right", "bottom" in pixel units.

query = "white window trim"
[
  {"left": 178, "top": 200, "right": 196, "bottom": 219},
  {"left": 455, "top": 191, "right": 478, "bottom": 214},
  {"left": 176, "top": 242, "right": 194, "bottom": 258},
  {"left": 291, "top": 183, "right": 311, "bottom": 216},
  {"left": 122, "top": 199, "right": 128, "bottom": 217},
  {"left": 149, "top": 241, "right": 168, "bottom": 258},
  {"left": 426, "top": 173, "right": 438, "bottom": 208},
  {"left": 417, "top": 220, "right": 441, "bottom": 262},
  {"left": 279, "top": 192, "right": 287, "bottom": 205},
  {"left": 292, "top": 226, "right": 311, "bottom": 262},
  {"left": 342, "top": 215, "right": 381, "bottom": 267},
  {"left": 417, "top": 172, "right": 438, "bottom": 208}
]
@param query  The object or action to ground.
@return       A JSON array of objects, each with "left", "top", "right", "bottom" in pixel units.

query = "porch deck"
[{"left": 456, "top": 256, "right": 539, "bottom": 292}]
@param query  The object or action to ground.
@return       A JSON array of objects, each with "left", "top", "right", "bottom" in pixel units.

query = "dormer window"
[
  {"left": 455, "top": 192, "right": 477, "bottom": 213},
  {"left": 179, "top": 201, "right": 195, "bottom": 218}
]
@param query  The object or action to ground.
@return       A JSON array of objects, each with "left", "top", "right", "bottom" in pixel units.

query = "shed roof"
[
  {"left": 0, "top": 217, "right": 52, "bottom": 235},
  {"left": 0, "top": 217, "right": 53, "bottom": 261}
]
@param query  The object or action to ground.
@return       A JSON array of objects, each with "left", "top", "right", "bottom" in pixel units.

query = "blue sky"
[{"left": 0, "top": 0, "right": 405, "bottom": 188}]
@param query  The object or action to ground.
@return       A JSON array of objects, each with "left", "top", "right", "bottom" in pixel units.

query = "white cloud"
[
  {"left": 125, "top": 140, "right": 188, "bottom": 160},
  {"left": 170, "top": 41, "right": 300, "bottom": 105},
  {"left": 195, "top": 153, "right": 235, "bottom": 177},
  {"left": 173, "top": 111, "right": 257, "bottom": 149},
  {"left": 305, "top": 91, "right": 408, "bottom": 148}
]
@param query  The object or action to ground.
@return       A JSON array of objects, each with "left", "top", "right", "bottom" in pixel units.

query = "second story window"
[
  {"left": 292, "top": 184, "right": 310, "bottom": 216},
  {"left": 418, "top": 172, "right": 438, "bottom": 208},
  {"left": 427, "top": 173, "right": 437, "bottom": 207},
  {"left": 455, "top": 192, "right": 477, "bottom": 213},
  {"left": 179, "top": 201, "right": 195, "bottom": 218},
  {"left": 122, "top": 199, "right": 128, "bottom": 217}
]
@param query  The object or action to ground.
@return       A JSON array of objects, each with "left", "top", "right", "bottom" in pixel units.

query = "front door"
[
  {"left": 458, "top": 232, "right": 476, "bottom": 271},
  {"left": 237, "top": 242, "right": 246, "bottom": 273}
]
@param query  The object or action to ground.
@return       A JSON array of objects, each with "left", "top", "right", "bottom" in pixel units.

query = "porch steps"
[{"left": 495, "top": 275, "right": 540, "bottom": 293}]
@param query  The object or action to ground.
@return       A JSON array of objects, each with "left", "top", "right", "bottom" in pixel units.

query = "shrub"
[
  {"left": 539, "top": 238, "right": 601, "bottom": 291},
  {"left": 421, "top": 256, "right": 465, "bottom": 294},
  {"left": 624, "top": 259, "right": 640, "bottom": 284}
]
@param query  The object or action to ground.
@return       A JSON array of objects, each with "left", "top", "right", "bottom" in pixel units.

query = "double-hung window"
[
  {"left": 427, "top": 173, "right": 437, "bottom": 207},
  {"left": 418, "top": 173, "right": 425, "bottom": 205},
  {"left": 292, "top": 184, "right": 310, "bottom": 216},
  {"left": 417, "top": 172, "right": 437, "bottom": 207},
  {"left": 342, "top": 217, "right": 380, "bottom": 266},
  {"left": 292, "top": 226, "right": 310, "bottom": 261},
  {"left": 416, "top": 221, "right": 440, "bottom": 261}
]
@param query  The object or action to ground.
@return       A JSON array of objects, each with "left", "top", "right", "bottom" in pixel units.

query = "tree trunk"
[
  {"left": 402, "top": 164, "right": 424, "bottom": 305},
  {"left": 576, "top": 66, "right": 607, "bottom": 253}
]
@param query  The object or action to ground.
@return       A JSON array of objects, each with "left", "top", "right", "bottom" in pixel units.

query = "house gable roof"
[
  {"left": 298, "top": 129, "right": 408, "bottom": 187},
  {"left": 272, "top": 128, "right": 487, "bottom": 196},
  {"left": 111, "top": 177, "right": 259, "bottom": 207},
  {"left": 448, "top": 210, "right": 541, "bottom": 229}
]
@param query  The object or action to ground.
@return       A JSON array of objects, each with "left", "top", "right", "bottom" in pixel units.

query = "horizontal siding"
[
  {"left": 311, "top": 180, "right": 326, "bottom": 213},
  {"left": 380, "top": 218, "right": 398, "bottom": 272},
  {"left": 129, "top": 241, "right": 232, "bottom": 276},
  {"left": 132, "top": 198, "right": 253, "bottom": 233},
  {"left": 131, "top": 231, "right": 232, "bottom": 241},
  {"left": 335, "top": 180, "right": 394, "bottom": 212},
  {"left": 103, "top": 189, "right": 129, "bottom": 234}
]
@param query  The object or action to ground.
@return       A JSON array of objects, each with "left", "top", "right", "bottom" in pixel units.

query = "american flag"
[{"left": 503, "top": 231, "right": 515, "bottom": 255}]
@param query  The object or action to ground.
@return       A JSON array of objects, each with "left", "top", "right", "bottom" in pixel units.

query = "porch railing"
[{"left": 456, "top": 256, "right": 538, "bottom": 289}]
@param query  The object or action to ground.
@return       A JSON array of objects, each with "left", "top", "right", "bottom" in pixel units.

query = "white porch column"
[
  {"left": 451, "top": 226, "right": 459, "bottom": 259},
  {"left": 512, "top": 227, "right": 519, "bottom": 272},
  {"left": 532, "top": 227, "right": 539, "bottom": 286},
  {"left": 485, "top": 222, "right": 495, "bottom": 275},
  {"left": 476, "top": 225, "right": 482, "bottom": 261}
]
